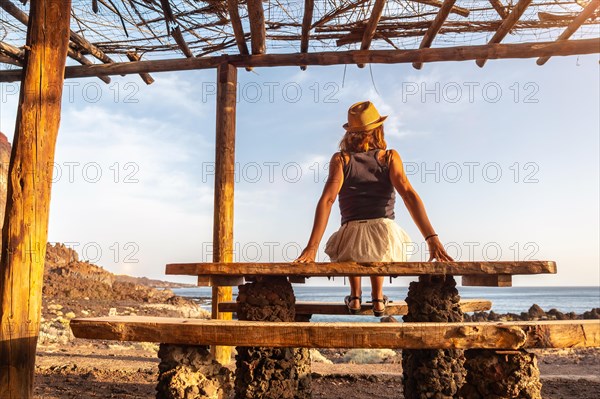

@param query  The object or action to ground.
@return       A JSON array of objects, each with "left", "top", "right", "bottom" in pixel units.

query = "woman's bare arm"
[
  {"left": 295, "top": 153, "right": 345, "bottom": 263},
  {"left": 388, "top": 149, "right": 453, "bottom": 262}
]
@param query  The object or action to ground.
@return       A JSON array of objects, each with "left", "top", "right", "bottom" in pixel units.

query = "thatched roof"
[{"left": 1, "top": 0, "right": 599, "bottom": 82}]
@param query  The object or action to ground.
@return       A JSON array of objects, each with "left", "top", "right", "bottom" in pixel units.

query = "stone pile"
[
  {"left": 235, "top": 277, "right": 311, "bottom": 399},
  {"left": 402, "top": 275, "right": 466, "bottom": 399}
]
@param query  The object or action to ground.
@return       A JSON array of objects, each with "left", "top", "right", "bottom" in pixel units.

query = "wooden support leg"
[
  {"left": 235, "top": 277, "right": 312, "bottom": 399},
  {"left": 211, "top": 62, "right": 237, "bottom": 365},
  {"left": 402, "top": 275, "right": 466, "bottom": 398},
  {"left": 0, "top": 2, "right": 71, "bottom": 398}
]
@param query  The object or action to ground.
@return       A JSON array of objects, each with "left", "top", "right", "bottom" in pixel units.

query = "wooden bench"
[
  {"left": 70, "top": 317, "right": 600, "bottom": 350},
  {"left": 71, "top": 261, "right": 586, "bottom": 399},
  {"left": 166, "top": 260, "right": 557, "bottom": 287},
  {"left": 218, "top": 298, "right": 493, "bottom": 318}
]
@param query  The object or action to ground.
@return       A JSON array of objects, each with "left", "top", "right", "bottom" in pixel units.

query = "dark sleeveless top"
[{"left": 338, "top": 149, "right": 395, "bottom": 225}]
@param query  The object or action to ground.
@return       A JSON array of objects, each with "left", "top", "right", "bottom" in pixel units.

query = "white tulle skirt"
[{"left": 324, "top": 217, "right": 412, "bottom": 262}]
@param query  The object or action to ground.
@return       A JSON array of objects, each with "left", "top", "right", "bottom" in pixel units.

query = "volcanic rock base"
[
  {"left": 156, "top": 344, "right": 233, "bottom": 399},
  {"left": 235, "top": 277, "right": 311, "bottom": 399},
  {"left": 402, "top": 275, "right": 466, "bottom": 399},
  {"left": 461, "top": 349, "right": 542, "bottom": 399}
]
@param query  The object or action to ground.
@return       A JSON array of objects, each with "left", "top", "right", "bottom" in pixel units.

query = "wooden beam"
[
  {"left": 126, "top": 52, "right": 154, "bottom": 84},
  {"left": 219, "top": 298, "right": 493, "bottom": 316},
  {"left": 0, "top": 38, "right": 597, "bottom": 82},
  {"left": 412, "top": 0, "right": 456, "bottom": 69},
  {"left": 462, "top": 274, "right": 512, "bottom": 287},
  {"left": 476, "top": 0, "right": 533, "bottom": 67},
  {"left": 0, "top": 53, "right": 21, "bottom": 66},
  {"left": 227, "top": 0, "right": 250, "bottom": 56},
  {"left": 0, "top": 0, "right": 114, "bottom": 65},
  {"left": 247, "top": 0, "right": 266, "bottom": 54},
  {"left": 489, "top": 0, "right": 509, "bottom": 19},
  {"left": 70, "top": 317, "right": 600, "bottom": 350},
  {"left": 68, "top": 48, "right": 111, "bottom": 84},
  {"left": 537, "top": 0, "right": 600, "bottom": 65},
  {"left": 0, "top": 0, "right": 110, "bottom": 83},
  {"left": 165, "top": 260, "right": 557, "bottom": 277},
  {"left": 300, "top": 0, "right": 315, "bottom": 70},
  {"left": 358, "top": 0, "right": 387, "bottom": 68},
  {"left": 412, "top": 0, "right": 469, "bottom": 18},
  {"left": 0, "top": 40, "right": 24, "bottom": 62},
  {"left": 210, "top": 62, "right": 237, "bottom": 365},
  {"left": 0, "top": 1, "right": 72, "bottom": 398}
]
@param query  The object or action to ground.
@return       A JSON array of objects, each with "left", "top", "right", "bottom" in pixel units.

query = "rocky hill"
[
  {"left": 40, "top": 243, "right": 208, "bottom": 346},
  {"left": 44, "top": 242, "right": 193, "bottom": 302}
]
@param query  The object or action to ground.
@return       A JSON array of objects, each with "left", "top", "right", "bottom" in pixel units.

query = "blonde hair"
[{"left": 339, "top": 125, "right": 387, "bottom": 153}]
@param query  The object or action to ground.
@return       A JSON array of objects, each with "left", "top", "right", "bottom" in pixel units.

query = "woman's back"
[{"left": 338, "top": 149, "right": 395, "bottom": 225}]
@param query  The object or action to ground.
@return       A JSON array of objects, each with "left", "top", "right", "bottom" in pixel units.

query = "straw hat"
[{"left": 343, "top": 101, "right": 388, "bottom": 132}]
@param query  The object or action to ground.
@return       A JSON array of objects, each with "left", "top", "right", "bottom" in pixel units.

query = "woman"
[{"left": 295, "top": 101, "right": 453, "bottom": 316}]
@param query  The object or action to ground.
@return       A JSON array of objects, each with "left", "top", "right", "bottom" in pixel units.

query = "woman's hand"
[
  {"left": 426, "top": 236, "right": 454, "bottom": 262},
  {"left": 294, "top": 246, "right": 318, "bottom": 263}
]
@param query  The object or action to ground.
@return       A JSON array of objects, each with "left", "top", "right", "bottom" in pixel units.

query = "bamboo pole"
[
  {"left": 210, "top": 63, "right": 237, "bottom": 365},
  {"left": 0, "top": 38, "right": 597, "bottom": 82},
  {"left": 247, "top": 0, "right": 266, "bottom": 54},
  {"left": 489, "top": 0, "right": 509, "bottom": 19},
  {"left": 537, "top": 0, "right": 600, "bottom": 65},
  {"left": 412, "top": 0, "right": 456, "bottom": 69},
  {"left": 476, "top": 0, "right": 533, "bottom": 67},
  {"left": 358, "top": 0, "right": 387, "bottom": 68},
  {"left": 0, "top": 1, "right": 72, "bottom": 398},
  {"left": 300, "top": 0, "right": 315, "bottom": 70}
]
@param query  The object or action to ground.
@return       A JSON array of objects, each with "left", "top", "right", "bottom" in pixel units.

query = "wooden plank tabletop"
[
  {"left": 70, "top": 317, "right": 598, "bottom": 350},
  {"left": 165, "top": 261, "right": 556, "bottom": 277}
]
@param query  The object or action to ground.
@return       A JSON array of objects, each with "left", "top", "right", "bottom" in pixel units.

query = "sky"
[{"left": 0, "top": 53, "right": 598, "bottom": 287}]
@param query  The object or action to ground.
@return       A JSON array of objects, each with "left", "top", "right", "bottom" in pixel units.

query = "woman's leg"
[
  {"left": 370, "top": 276, "right": 385, "bottom": 312},
  {"left": 348, "top": 276, "right": 362, "bottom": 308}
]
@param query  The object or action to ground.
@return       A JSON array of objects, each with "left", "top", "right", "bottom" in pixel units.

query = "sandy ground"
[{"left": 33, "top": 344, "right": 600, "bottom": 399}]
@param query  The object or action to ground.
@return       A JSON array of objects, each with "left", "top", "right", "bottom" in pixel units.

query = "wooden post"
[
  {"left": 211, "top": 62, "right": 237, "bottom": 365},
  {"left": 0, "top": 1, "right": 72, "bottom": 398}
]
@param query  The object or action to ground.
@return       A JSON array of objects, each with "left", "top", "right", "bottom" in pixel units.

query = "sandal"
[
  {"left": 344, "top": 295, "right": 362, "bottom": 314},
  {"left": 371, "top": 295, "right": 389, "bottom": 317}
]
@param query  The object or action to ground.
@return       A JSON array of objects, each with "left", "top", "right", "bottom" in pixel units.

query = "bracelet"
[{"left": 425, "top": 234, "right": 438, "bottom": 241}]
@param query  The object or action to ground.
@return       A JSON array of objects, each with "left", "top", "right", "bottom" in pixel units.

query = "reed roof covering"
[{"left": 1, "top": 0, "right": 599, "bottom": 80}]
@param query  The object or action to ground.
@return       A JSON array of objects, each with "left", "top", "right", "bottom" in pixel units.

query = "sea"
[{"left": 172, "top": 285, "right": 600, "bottom": 323}]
